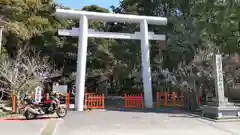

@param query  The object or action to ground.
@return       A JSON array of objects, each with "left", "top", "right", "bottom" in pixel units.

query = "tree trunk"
[{"left": 13, "top": 92, "right": 21, "bottom": 114}]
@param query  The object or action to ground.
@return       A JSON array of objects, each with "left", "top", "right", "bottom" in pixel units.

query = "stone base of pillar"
[{"left": 201, "top": 103, "right": 240, "bottom": 120}]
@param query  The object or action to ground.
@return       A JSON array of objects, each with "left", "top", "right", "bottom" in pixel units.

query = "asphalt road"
[
  {"left": 0, "top": 118, "right": 47, "bottom": 135},
  {"left": 1, "top": 109, "right": 240, "bottom": 135},
  {"left": 54, "top": 109, "right": 240, "bottom": 135},
  {"left": 0, "top": 115, "right": 62, "bottom": 135}
]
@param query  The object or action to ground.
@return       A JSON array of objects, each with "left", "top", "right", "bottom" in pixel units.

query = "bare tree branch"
[{"left": 0, "top": 48, "right": 62, "bottom": 99}]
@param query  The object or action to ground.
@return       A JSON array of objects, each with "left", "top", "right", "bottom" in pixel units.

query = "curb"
[
  {"left": 0, "top": 114, "right": 24, "bottom": 121},
  {"left": 184, "top": 111, "right": 240, "bottom": 122}
]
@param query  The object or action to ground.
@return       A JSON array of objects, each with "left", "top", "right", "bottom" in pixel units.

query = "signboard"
[
  {"left": 35, "top": 86, "right": 42, "bottom": 103},
  {"left": 52, "top": 85, "right": 68, "bottom": 93},
  {"left": 216, "top": 55, "right": 224, "bottom": 92}
]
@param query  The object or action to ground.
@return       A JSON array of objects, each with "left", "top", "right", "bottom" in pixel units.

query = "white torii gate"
[{"left": 55, "top": 9, "right": 167, "bottom": 111}]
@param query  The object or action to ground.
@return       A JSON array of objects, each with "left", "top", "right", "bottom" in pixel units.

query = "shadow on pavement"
[
  {"left": 106, "top": 107, "right": 184, "bottom": 113},
  {"left": 106, "top": 107, "right": 198, "bottom": 116}
]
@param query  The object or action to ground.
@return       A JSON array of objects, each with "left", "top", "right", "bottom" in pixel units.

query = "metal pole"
[{"left": 0, "top": 26, "right": 4, "bottom": 54}]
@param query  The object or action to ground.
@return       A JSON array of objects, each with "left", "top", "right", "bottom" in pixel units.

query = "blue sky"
[{"left": 56, "top": 0, "right": 121, "bottom": 10}]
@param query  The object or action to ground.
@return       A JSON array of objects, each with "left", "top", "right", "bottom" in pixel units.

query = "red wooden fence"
[
  {"left": 12, "top": 91, "right": 200, "bottom": 111},
  {"left": 156, "top": 92, "right": 200, "bottom": 108},
  {"left": 124, "top": 93, "right": 144, "bottom": 108},
  {"left": 156, "top": 92, "right": 184, "bottom": 108},
  {"left": 84, "top": 93, "right": 105, "bottom": 109}
]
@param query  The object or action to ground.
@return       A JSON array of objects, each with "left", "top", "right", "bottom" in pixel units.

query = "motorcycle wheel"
[
  {"left": 24, "top": 110, "right": 37, "bottom": 120},
  {"left": 56, "top": 107, "right": 67, "bottom": 118}
]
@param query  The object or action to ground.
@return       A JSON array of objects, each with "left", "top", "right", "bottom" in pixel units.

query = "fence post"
[
  {"left": 180, "top": 92, "right": 184, "bottom": 106},
  {"left": 102, "top": 94, "right": 105, "bottom": 109},
  {"left": 12, "top": 95, "right": 16, "bottom": 113},
  {"left": 197, "top": 96, "right": 201, "bottom": 105},
  {"left": 124, "top": 94, "right": 127, "bottom": 108},
  {"left": 156, "top": 92, "right": 159, "bottom": 108},
  {"left": 65, "top": 93, "right": 70, "bottom": 109},
  {"left": 84, "top": 94, "right": 88, "bottom": 109},
  {"left": 164, "top": 92, "right": 168, "bottom": 107},
  {"left": 89, "top": 94, "right": 93, "bottom": 108},
  {"left": 172, "top": 92, "right": 176, "bottom": 107},
  {"left": 141, "top": 93, "right": 144, "bottom": 108}
]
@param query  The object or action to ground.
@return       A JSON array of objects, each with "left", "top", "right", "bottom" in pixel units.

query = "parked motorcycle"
[{"left": 21, "top": 94, "right": 67, "bottom": 120}]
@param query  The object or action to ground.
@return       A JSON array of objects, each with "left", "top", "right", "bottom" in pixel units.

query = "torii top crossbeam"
[{"left": 55, "top": 9, "right": 167, "bottom": 25}]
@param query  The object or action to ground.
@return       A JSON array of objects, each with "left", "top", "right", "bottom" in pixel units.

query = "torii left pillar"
[
  {"left": 140, "top": 20, "right": 153, "bottom": 108},
  {"left": 75, "top": 15, "right": 88, "bottom": 111}
]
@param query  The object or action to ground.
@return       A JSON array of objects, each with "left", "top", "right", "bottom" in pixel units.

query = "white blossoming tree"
[{"left": 0, "top": 48, "right": 62, "bottom": 112}]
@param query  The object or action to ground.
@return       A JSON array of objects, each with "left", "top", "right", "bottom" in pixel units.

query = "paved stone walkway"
[{"left": 54, "top": 109, "right": 240, "bottom": 135}]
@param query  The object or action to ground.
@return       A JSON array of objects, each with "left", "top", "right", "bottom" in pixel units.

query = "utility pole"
[{"left": 0, "top": 26, "right": 3, "bottom": 54}]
